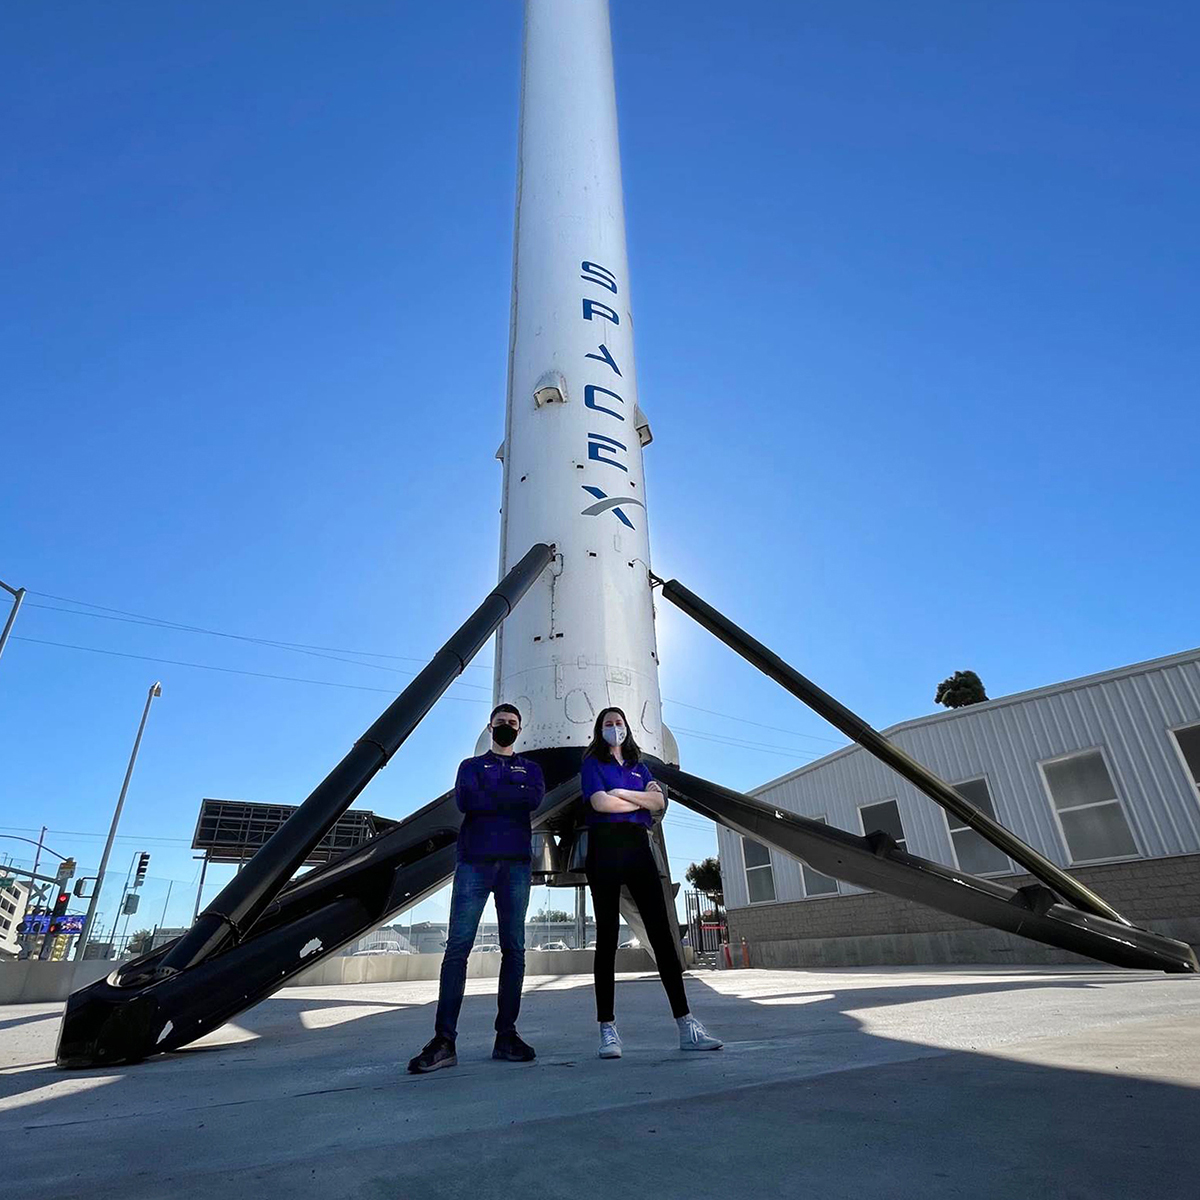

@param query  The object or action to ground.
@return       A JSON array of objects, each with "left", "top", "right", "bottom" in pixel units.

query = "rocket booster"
[{"left": 494, "top": 0, "right": 669, "bottom": 764}]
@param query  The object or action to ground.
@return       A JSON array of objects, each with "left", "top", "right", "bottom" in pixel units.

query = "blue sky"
[{"left": 2, "top": 1, "right": 1197, "bottom": 936}]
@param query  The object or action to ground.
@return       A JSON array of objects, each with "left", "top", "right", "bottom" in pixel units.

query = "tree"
[
  {"left": 935, "top": 670, "right": 988, "bottom": 709},
  {"left": 532, "top": 908, "right": 571, "bottom": 923},
  {"left": 127, "top": 928, "right": 154, "bottom": 954},
  {"left": 685, "top": 857, "right": 723, "bottom": 903}
]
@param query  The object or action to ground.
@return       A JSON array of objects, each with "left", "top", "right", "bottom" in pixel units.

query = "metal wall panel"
[{"left": 718, "top": 650, "right": 1200, "bottom": 911}]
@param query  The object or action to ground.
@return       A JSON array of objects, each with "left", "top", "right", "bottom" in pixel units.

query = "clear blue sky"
[{"left": 2, "top": 2, "right": 1197, "bottom": 934}]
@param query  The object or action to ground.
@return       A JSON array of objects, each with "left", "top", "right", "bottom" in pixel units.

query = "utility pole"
[
  {"left": 120, "top": 902, "right": 135, "bottom": 950},
  {"left": 0, "top": 579, "right": 25, "bottom": 667},
  {"left": 26, "top": 825, "right": 46, "bottom": 959},
  {"left": 192, "top": 854, "right": 209, "bottom": 923},
  {"left": 157, "top": 879, "right": 174, "bottom": 933},
  {"left": 575, "top": 885, "right": 587, "bottom": 950},
  {"left": 1, "top": 832, "right": 65, "bottom": 956},
  {"left": 111, "top": 850, "right": 137, "bottom": 951},
  {"left": 29, "top": 825, "right": 46, "bottom": 888},
  {"left": 77, "top": 682, "right": 163, "bottom": 959},
  {"left": 36, "top": 857, "right": 78, "bottom": 960}
]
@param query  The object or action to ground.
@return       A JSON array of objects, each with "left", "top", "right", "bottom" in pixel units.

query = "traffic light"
[
  {"left": 47, "top": 888, "right": 71, "bottom": 936},
  {"left": 134, "top": 852, "right": 150, "bottom": 888}
]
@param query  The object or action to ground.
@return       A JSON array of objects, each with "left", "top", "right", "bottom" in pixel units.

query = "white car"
[
  {"left": 472, "top": 944, "right": 502, "bottom": 954},
  {"left": 619, "top": 939, "right": 640, "bottom": 950},
  {"left": 540, "top": 941, "right": 570, "bottom": 952}
]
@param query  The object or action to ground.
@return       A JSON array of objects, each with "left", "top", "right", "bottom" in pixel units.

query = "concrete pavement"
[{"left": 2, "top": 965, "right": 1198, "bottom": 1198}]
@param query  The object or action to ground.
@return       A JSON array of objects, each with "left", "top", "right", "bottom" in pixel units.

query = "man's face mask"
[{"left": 491, "top": 723, "right": 519, "bottom": 748}]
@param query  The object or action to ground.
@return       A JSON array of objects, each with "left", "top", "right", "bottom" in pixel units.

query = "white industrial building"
[
  {"left": 0, "top": 880, "right": 31, "bottom": 960},
  {"left": 717, "top": 647, "right": 1200, "bottom": 966}
]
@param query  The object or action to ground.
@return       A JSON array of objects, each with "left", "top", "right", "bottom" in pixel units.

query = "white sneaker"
[
  {"left": 598, "top": 1022, "right": 622, "bottom": 1059},
  {"left": 678, "top": 1014, "right": 723, "bottom": 1051}
]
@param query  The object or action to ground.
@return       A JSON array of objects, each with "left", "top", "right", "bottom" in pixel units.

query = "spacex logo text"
[{"left": 578, "top": 259, "right": 638, "bottom": 528}]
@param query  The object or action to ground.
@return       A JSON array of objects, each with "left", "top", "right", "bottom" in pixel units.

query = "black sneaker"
[
  {"left": 492, "top": 1031, "right": 536, "bottom": 1062},
  {"left": 407, "top": 1035, "right": 457, "bottom": 1074}
]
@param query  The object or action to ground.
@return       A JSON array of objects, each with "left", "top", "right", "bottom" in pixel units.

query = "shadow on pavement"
[{"left": 1, "top": 968, "right": 1197, "bottom": 1199}]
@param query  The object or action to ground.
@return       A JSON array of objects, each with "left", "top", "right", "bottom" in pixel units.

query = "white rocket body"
[{"left": 493, "top": 0, "right": 670, "bottom": 762}]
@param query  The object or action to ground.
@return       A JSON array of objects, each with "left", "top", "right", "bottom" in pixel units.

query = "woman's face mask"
[{"left": 602, "top": 723, "right": 626, "bottom": 747}]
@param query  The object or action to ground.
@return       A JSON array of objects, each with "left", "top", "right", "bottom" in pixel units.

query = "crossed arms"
[
  {"left": 587, "top": 780, "right": 666, "bottom": 815},
  {"left": 455, "top": 759, "right": 545, "bottom": 814}
]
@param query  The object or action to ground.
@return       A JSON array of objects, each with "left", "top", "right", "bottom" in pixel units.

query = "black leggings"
[{"left": 586, "top": 823, "right": 689, "bottom": 1022}]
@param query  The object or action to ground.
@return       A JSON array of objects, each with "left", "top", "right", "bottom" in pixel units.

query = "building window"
[
  {"left": 742, "top": 837, "right": 776, "bottom": 903},
  {"left": 801, "top": 818, "right": 840, "bottom": 897},
  {"left": 859, "top": 799, "right": 907, "bottom": 851},
  {"left": 946, "top": 777, "right": 1011, "bottom": 875},
  {"left": 1170, "top": 724, "right": 1200, "bottom": 799},
  {"left": 1040, "top": 748, "right": 1138, "bottom": 864}
]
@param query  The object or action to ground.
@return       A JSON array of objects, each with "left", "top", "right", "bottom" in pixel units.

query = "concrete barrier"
[
  {"left": 744, "top": 917, "right": 1200, "bottom": 971},
  {"left": 0, "top": 959, "right": 113, "bottom": 1005},
  {"left": 0, "top": 948, "right": 664, "bottom": 1004},
  {"left": 287, "top": 947, "right": 657, "bottom": 987}
]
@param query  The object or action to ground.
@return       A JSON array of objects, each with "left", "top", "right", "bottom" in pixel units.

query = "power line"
[
  {"left": 18, "top": 633, "right": 824, "bottom": 759},
  {"left": 27, "top": 591, "right": 845, "bottom": 747},
  {"left": 662, "top": 809, "right": 724, "bottom": 831},
  {"left": 11, "top": 636, "right": 491, "bottom": 702},
  {"left": 672, "top": 725, "right": 825, "bottom": 760},
  {"left": 0, "top": 824, "right": 196, "bottom": 846},
  {"left": 29, "top": 592, "right": 491, "bottom": 668},
  {"left": 662, "top": 698, "right": 843, "bottom": 746},
  {"left": 665, "top": 818, "right": 717, "bottom": 835},
  {"left": 26, "top": 600, "right": 492, "bottom": 688},
  {"left": 14, "top": 641, "right": 832, "bottom": 760}
]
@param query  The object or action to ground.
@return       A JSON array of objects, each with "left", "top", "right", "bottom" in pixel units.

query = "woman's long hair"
[{"left": 582, "top": 706, "right": 642, "bottom": 765}]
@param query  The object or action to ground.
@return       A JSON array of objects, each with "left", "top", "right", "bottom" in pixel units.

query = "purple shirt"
[
  {"left": 580, "top": 756, "right": 655, "bottom": 828},
  {"left": 455, "top": 751, "right": 545, "bottom": 863}
]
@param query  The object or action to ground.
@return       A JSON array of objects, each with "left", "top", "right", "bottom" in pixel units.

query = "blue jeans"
[{"left": 434, "top": 860, "right": 532, "bottom": 1041}]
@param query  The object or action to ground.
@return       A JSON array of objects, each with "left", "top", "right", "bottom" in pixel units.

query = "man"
[{"left": 407, "top": 703, "right": 544, "bottom": 1073}]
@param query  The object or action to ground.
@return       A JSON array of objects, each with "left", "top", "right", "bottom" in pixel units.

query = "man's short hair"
[{"left": 490, "top": 703, "right": 522, "bottom": 726}]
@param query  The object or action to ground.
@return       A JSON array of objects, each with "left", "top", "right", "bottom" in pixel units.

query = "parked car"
[
  {"left": 473, "top": 944, "right": 502, "bottom": 954},
  {"left": 540, "top": 940, "right": 569, "bottom": 952},
  {"left": 375, "top": 941, "right": 409, "bottom": 953},
  {"left": 618, "top": 938, "right": 640, "bottom": 950},
  {"left": 585, "top": 941, "right": 597, "bottom": 950},
  {"left": 352, "top": 947, "right": 410, "bottom": 956}
]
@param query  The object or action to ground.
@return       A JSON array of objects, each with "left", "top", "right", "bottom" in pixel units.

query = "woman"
[{"left": 580, "top": 706, "right": 723, "bottom": 1058}]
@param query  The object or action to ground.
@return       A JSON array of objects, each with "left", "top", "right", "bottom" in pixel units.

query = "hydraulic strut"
[
  {"left": 658, "top": 576, "right": 1129, "bottom": 925},
  {"left": 657, "top": 763, "right": 1196, "bottom": 975}
]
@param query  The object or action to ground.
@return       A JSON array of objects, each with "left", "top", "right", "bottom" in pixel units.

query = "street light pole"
[
  {"left": 0, "top": 580, "right": 25, "bottom": 667},
  {"left": 76, "top": 682, "right": 163, "bottom": 960}
]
